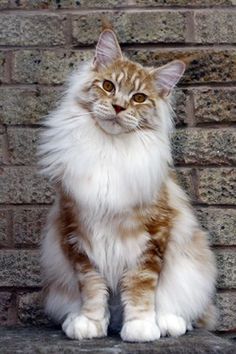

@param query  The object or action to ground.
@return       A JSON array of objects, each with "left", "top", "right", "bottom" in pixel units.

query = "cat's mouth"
[
  {"left": 95, "top": 115, "right": 126, "bottom": 135},
  {"left": 95, "top": 113, "right": 123, "bottom": 126},
  {"left": 102, "top": 117, "right": 121, "bottom": 124}
]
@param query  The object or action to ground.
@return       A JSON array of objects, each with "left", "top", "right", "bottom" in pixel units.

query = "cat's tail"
[{"left": 195, "top": 302, "right": 218, "bottom": 331}]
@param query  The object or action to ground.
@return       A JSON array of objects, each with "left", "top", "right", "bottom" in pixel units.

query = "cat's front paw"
[
  {"left": 62, "top": 314, "right": 108, "bottom": 340},
  {"left": 157, "top": 314, "right": 187, "bottom": 337},
  {"left": 121, "top": 319, "right": 160, "bottom": 342}
]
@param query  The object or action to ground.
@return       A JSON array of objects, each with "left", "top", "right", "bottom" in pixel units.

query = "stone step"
[{"left": 0, "top": 327, "right": 235, "bottom": 354}]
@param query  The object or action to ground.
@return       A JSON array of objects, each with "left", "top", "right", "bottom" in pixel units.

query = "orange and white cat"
[{"left": 39, "top": 29, "right": 217, "bottom": 342}]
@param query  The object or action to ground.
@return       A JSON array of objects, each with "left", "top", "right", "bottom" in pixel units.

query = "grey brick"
[
  {"left": 13, "top": 207, "right": 48, "bottom": 246},
  {"left": 63, "top": 0, "right": 124, "bottom": 7},
  {"left": 134, "top": 0, "right": 234, "bottom": 4},
  {"left": 0, "top": 250, "right": 41, "bottom": 287},
  {"left": 196, "top": 208, "right": 236, "bottom": 246},
  {"left": 215, "top": 250, "right": 236, "bottom": 289},
  {"left": 0, "top": 292, "right": 13, "bottom": 326},
  {"left": 194, "top": 89, "right": 236, "bottom": 123},
  {"left": 72, "top": 11, "right": 186, "bottom": 45},
  {"left": 0, "top": 209, "right": 10, "bottom": 247},
  {"left": 0, "top": 167, "right": 54, "bottom": 204},
  {"left": 0, "top": 87, "right": 62, "bottom": 125},
  {"left": 0, "top": 52, "right": 6, "bottom": 84},
  {"left": 12, "top": 50, "right": 92, "bottom": 84},
  {"left": 172, "top": 129, "right": 236, "bottom": 166},
  {"left": 8, "top": 128, "right": 40, "bottom": 165},
  {"left": 0, "top": 14, "right": 67, "bottom": 46},
  {"left": 76, "top": 0, "right": 236, "bottom": 6},
  {"left": 7, "top": 0, "right": 235, "bottom": 8},
  {"left": 12, "top": 49, "right": 236, "bottom": 85},
  {"left": 128, "top": 49, "right": 236, "bottom": 84},
  {"left": 8, "top": 0, "right": 53, "bottom": 8},
  {"left": 0, "top": 134, "right": 4, "bottom": 164},
  {"left": 216, "top": 292, "right": 236, "bottom": 331},
  {"left": 173, "top": 89, "right": 190, "bottom": 126},
  {"left": 18, "top": 291, "right": 50, "bottom": 326},
  {"left": 0, "top": 0, "right": 9, "bottom": 9},
  {"left": 175, "top": 168, "right": 195, "bottom": 200},
  {"left": 197, "top": 168, "right": 236, "bottom": 205},
  {"left": 194, "top": 11, "right": 236, "bottom": 44}
]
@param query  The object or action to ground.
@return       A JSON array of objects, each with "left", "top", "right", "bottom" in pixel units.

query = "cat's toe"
[
  {"left": 62, "top": 314, "right": 107, "bottom": 340},
  {"left": 157, "top": 314, "right": 187, "bottom": 337},
  {"left": 121, "top": 319, "right": 160, "bottom": 342}
]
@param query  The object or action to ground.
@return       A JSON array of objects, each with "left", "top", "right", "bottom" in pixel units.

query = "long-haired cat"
[{"left": 39, "top": 29, "right": 217, "bottom": 342}]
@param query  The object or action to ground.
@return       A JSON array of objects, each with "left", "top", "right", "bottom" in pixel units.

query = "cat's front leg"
[
  {"left": 120, "top": 257, "right": 161, "bottom": 342},
  {"left": 62, "top": 257, "right": 109, "bottom": 340}
]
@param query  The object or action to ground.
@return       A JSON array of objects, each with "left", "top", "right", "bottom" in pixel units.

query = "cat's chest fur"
[{"left": 66, "top": 122, "right": 167, "bottom": 214}]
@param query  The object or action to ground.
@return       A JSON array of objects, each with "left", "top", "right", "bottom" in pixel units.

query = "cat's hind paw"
[
  {"left": 62, "top": 314, "right": 108, "bottom": 340},
  {"left": 157, "top": 314, "right": 187, "bottom": 337},
  {"left": 121, "top": 319, "right": 160, "bottom": 342}
]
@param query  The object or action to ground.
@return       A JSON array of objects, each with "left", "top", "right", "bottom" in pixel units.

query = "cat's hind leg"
[
  {"left": 44, "top": 285, "right": 81, "bottom": 324},
  {"left": 155, "top": 230, "right": 216, "bottom": 337}
]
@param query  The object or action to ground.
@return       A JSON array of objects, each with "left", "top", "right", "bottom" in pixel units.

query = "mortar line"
[{"left": 1, "top": 7, "right": 236, "bottom": 14}]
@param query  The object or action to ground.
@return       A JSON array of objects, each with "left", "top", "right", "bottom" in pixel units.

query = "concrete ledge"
[{"left": 0, "top": 327, "right": 235, "bottom": 354}]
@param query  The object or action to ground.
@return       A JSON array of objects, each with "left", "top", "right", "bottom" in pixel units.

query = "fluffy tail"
[{"left": 195, "top": 303, "right": 218, "bottom": 331}]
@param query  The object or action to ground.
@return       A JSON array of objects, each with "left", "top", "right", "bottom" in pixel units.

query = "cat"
[{"left": 39, "top": 29, "right": 217, "bottom": 342}]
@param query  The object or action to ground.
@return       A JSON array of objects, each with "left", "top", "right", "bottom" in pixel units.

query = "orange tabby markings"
[{"left": 39, "top": 28, "right": 217, "bottom": 342}]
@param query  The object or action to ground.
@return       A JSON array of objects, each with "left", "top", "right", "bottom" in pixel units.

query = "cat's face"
[
  {"left": 87, "top": 30, "right": 185, "bottom": 135},
  {"left": 91, "top": 59, "right": 159, "bottom": 135}
]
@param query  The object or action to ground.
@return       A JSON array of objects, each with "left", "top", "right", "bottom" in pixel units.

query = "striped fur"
[{"left": 39, "top": 30, "right": 217, "bottom": 342}]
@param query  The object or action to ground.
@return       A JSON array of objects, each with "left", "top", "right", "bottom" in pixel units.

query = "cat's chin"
[{"left": 96, "top": 118, "right": 129, "bottom": 136}]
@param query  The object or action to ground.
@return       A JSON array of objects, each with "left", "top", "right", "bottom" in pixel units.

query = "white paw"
[
  {"left": 121, "top": 319, "right": 160, "bottom": 342},
  {"left": 62, "top": 314, "right": 107, "bottom": 340},
  {"left": 157, "top": 314, "right": 187, "bottom": 337}
]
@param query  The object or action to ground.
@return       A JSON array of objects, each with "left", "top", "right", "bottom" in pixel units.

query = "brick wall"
[{"left": 0, "top": 0, "right": 235, "bottom": 333}]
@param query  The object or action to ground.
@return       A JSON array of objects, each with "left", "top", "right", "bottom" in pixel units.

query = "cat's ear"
[
  {"left": 152, "top": 60, "right": 186, "bottom": 97},
  {"left": 93, "top": 29, "right": 123, "bottom": 68}
]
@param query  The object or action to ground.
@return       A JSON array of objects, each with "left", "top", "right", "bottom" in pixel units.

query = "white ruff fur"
[{"left": 40, "top": 62, "right": 216, "bottom": 340}]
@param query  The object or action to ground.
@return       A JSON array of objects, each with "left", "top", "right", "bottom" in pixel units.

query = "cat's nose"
[{"left": 112, "top": 104, "right": 125, "bottom": 114}]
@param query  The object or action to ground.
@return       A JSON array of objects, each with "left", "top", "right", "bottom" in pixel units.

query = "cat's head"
[{"left": 82, "top": 29, "right": 185, "bottom": 135}]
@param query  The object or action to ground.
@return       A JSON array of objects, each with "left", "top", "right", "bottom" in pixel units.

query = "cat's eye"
[
  {"left": 132, "top": 93, "right": 147, "bottom": 103},
  {"left": 103, "top": 80, "right": 115, "bottom": 92}
]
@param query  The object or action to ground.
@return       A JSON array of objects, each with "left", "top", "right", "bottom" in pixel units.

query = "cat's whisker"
[
  {"left": 64, "top": 112, "right": 95, "bottom": 121},
  {"left": 69, "top": 112, "right": 94, "bottom": 117}
]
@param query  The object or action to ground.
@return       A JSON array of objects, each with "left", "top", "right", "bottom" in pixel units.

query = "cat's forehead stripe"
[
  {"left": 130, "top": 73, "right": 137, "bottom": 85},
  {"left": 117, "top": 72, "right": 124, "bottom": 84},
  {"left": 139, "top": 83, "right": 146, "bottom": 92},
  {"left": 122, "top": 68, "right": 128, "bottom": 81},
  {"left": 111, "top": 72, "right": 116, "bottom": 82},
  {"left": 134, "top": 78, "right": 141, "bottom": 92},
  {"left": 103, "top": 62, "right": 152, "bottom": 93}
]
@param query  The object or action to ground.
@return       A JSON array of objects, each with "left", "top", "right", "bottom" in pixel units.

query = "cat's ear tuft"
[
  {"left": 94, "top": 30, "right": 122, "bottom": 68},
  {"left": 153, "top": 60, "right": 186, "bottom": 97}
]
